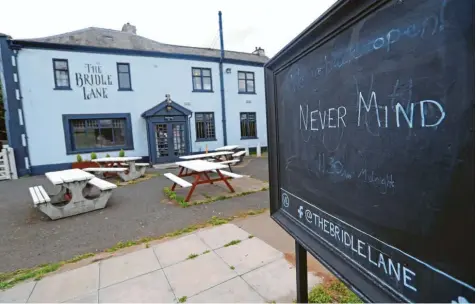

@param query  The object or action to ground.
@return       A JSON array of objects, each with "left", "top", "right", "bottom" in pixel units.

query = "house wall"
[{"left": 15, "top": 48, "right": 267, "bottom": 171}]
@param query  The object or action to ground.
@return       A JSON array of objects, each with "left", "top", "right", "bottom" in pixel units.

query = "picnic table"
[
  {"left": 215, "top": 145, "right": 240, "bottom": 151},
  {"left": 88, "top": 156, "right": 148, "bottom": 181},
  {"left": 29, "top": 169, "right": 116, "bottom": 220},
  {"left": 165, "top": 160, "right": 243, "bottom": 202},
  {"left": 179, "top": 151, "right": 233, "bottom": 161}
]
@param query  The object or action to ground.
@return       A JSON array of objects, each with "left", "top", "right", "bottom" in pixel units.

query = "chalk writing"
[
  {"left": 310, "top": 6, "right": 445, "bottom": 79},
  {"left": 300, "top": 104, "right": 347, "bottom": 131},
  {"left": 295, "top": 202, "right": 417, "bottom": 292},
  {"left": 357, "top": 168, "right": 395, "bottom": 195},
  {"left": 75, "top": 63, "right": 113, "bottom": 100}
]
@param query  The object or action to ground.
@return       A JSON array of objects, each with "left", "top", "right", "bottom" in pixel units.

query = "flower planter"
[{"left": 71, "top": 161, "right": 99, "bottom": 170}]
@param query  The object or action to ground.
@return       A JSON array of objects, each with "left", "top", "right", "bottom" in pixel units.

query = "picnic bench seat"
[
  {"left": 212, "top": 170, "right": 243, "bottom": 179},
  {"left": 135, "top": 163, "right": 149, "bottom": 167},
  {"left": 83, "top": 167, "right": 127, "bottom": 173},
  {"left": 88, "top": 177, "right": 117, "bottom": 191},
  {"left": 164, "top": 173, "right": 192, "bottom": 188},
  {"left": 29, "top": 185, "right": 51, "bottom": 206}
]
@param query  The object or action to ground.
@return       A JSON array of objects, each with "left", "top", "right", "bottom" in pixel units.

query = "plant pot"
[{"left": 72, "top": 161, "right": 99, "bottom": 170}]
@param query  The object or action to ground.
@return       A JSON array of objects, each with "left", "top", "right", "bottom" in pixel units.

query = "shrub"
[
  {"left": 90, "top": 152, "right": 97, "bottom": 160},
  {"left": 106, "top": 154, "right": 110, "bottom": 158},
  {"left": 119, "top": 149, "right": 125, "bottom": 157},
  {"left": 76, "top": 155, "right": 83, "bottom": 163}
]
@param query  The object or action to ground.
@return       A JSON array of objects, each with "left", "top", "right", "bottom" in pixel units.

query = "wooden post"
[{"left": 296, "top": 241, "right": 308, "bottom": 303}]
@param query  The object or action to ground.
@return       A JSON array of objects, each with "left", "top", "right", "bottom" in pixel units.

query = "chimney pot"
[{"left": 121, "top": 23, "right": 137, "bottom": 34}]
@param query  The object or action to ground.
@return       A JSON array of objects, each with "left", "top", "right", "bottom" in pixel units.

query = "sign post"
[{"left": 265, "top": 0, "right": 474, "bottom": 302}]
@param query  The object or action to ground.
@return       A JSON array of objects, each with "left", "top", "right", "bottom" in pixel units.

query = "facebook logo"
[{"left": 298, "top": 206, "right": 304, "bottom": 219}]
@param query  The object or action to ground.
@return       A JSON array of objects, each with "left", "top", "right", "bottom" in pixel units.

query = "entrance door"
[{"left": 154, "top": 122, "right": 187, "bottom": 162}]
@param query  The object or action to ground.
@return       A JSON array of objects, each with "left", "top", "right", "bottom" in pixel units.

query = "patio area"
[{"left": 0, "top": 157, "right": 270, "bottom": 273}]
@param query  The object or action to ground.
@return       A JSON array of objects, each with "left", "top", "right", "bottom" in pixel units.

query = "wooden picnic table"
[
  {"left": 92, "top": 156, "right": 147, "bottom": 181},
  {"left": 171, "top": 160, "right": 237, "bottom": 202},
  {"left": 215, "top": 145, "right": 240, "bottom": 151},
  {"left": 179, "top": 151, "right": 233, "bottom": 161}
]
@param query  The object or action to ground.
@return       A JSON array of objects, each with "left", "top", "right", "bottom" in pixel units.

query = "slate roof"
[{"left": 23, "top": 27, "right": 268, "bottom": 64}]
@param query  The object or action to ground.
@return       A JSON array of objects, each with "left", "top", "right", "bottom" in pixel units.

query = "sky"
[{"left": 0, "top": 0, "right": 337, "bottom": 58}]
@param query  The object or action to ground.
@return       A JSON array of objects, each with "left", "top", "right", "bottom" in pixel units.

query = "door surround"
[{"left": 142, "top": 96, "right": 192, "bottom": 164}]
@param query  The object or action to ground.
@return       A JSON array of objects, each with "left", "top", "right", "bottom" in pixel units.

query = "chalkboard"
[{"left": 264, "top": 0, "right": 474, "bottom": 302}]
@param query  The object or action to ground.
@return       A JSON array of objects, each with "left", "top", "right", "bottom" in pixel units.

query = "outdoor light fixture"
[
  {"left": 165, "top": 94, "right": 172, "bottom": 111},
  {"left": 226, "top": 68, "right": 231, "bottom": 74}
]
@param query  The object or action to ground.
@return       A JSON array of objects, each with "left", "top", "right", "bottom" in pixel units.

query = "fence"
[{"left": 0, "top": 145, "right": 18, "bottom": 180}]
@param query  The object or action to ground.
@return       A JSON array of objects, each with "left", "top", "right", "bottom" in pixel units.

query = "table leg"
[
  {"left": 216, "top": 170, "right": 235, "bottom": 193},
  {"left": 172, "top": 167, "right": 185, "bottom": 191},
  {"left": 185, "top": 174, "right": 201, "bottom": 202},
  {"left": 203, "top": 172, "right": 214, "bottom": 184}
]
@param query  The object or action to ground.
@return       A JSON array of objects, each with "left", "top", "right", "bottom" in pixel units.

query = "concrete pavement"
[{"left": 0, "top": 223, "right": 322, "bottom": 303}]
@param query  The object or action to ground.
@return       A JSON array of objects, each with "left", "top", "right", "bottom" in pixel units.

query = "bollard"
[
  {"left": 245, "top": 145, "right": 250, "bottom": 156},
  {"left": 257, "top": 142, "right": 262, "bottom": 157}
]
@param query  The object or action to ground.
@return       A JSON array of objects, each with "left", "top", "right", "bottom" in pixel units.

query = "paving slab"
[
  {"left": 188, "top": 276, "right": 265, "bottom": 303},
  {"left": 28, "top": 263, "right": 99, "bottom": 303},
  {"left": 99, "top": 269, "right": 175, "bottom": 303},
  {"left": 215, "top": 237, "right": 283, "bottom": 275},
  {"left": 163, "top": 251, "right": 236, "bottom": 298},
  {"left": 0, "top": 281, "right": 36, "bottom": 303},
  {"left": 242, "top": 258, "right": 322, "bottom": 303},
  {"left": 99, "top": 248, "right": 160, "bottom": 288},
  {"left": 63, "top": 292, "right": 98, "bottom": 303},
  {"left": 196, "top": 223, "right": 251, "bottom": 249},
  {"left": 153, "top": 234, "right": 210, "bottom": 268}
]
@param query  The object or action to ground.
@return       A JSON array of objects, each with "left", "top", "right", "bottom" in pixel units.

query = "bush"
[
  {"left": 119, "top": 149, "right": 125, "bottom": 157},
  {"left": 106, "top": 153, "right": 110, "bottom": 158},
  {"left": 90, "top": 152, "right": 97, "bottom": 160},
  {"left": 76, "top": 155, "right": 83, "bottom": 163}
]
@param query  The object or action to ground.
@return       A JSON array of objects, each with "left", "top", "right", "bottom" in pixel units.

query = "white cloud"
[{"left": 0, "top": 0, "right": 337, "bottom": 58}]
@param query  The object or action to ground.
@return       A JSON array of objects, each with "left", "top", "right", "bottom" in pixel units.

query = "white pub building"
[{"left": 0, "top": 19, "right": 268, "bottom": 176}]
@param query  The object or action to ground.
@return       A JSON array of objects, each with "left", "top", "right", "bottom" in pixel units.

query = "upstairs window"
[
  {"left": 195, "top": 112, "right": 216, "bottom": 141},
  {"left": 53, "top": 59, "right": 71, "bottom": 89},
  {"left": 238, "top": 71, "right": 255, "bottom": 93},
  {"left": 240, "top": 112, "right": 257, "bottom": 138},
  {"left": 117, "top": 63, "right": 132, "bottom": 90},
  {"left": 192, "top": 68, "right": 213, "bottom": 92}
]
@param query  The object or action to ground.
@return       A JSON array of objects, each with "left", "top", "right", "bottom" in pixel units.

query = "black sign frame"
[{"left": 264, "top": 0, "right": 474, "bottom": 302}]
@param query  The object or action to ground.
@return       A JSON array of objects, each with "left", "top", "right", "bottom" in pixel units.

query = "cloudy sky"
[{"left": 0, "top": 0, "right": 337, "bottom": 58}]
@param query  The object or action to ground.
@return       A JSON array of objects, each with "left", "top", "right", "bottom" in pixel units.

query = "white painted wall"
[
  {"left": 223, "top": 63, "right": 267, "bottom": 150},
  {"left": 16, "top": 48, "right": 266, "bottom": 167}
]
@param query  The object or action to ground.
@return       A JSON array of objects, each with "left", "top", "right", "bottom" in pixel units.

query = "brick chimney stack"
[{"left": 121, "top": 23, "right": 137, "bottom": 34}]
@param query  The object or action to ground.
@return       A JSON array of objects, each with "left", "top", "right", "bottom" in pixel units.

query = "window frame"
[
  {"left": 191, "top": 67, "right": 213, "bottom": 92},
  {"left": 62, "top": 113, "right": 134, "bottom": 154},
  {"left": 52, "top": 59, "right": 71, "bottom": 90},
  {"left": 237, "top": 71, "right": 256, "bottom": 94},
  {"left": 195, "top": 112, "right": 217, "bottom": 142},
  {"left": 117, "top": 62, "right": 133, "bottom": 91},
  {"left": 240, "top": 112, "right": 258, "bottom": 139}
]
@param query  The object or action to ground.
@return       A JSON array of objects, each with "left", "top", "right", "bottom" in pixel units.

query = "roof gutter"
[{"left": 218, "top": 11, "right": 227, "bottom": 146}]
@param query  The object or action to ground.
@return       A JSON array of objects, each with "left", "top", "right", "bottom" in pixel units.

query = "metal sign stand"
[{"left": 295, "top": 241, "right": 308, "bottom": 303}]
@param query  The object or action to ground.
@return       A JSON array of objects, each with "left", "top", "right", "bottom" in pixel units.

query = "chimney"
[
  {"left": 252, "top": 46, "right": 265, "bottom": 56},
  {"left": 121, "top": 22, "right": 137, "bottom": 34}
]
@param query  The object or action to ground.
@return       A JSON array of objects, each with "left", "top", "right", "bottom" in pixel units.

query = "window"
[
  {"left": 240, "top": 112, "right": 257, "bottom": 138},
  {"left": 195, "top": 112, "right": 216, "bottom": 141},
  {"left": 62, "top": 114, "right": 134, "bottom": 154},
  {"left": 117, "top": 63, "right": 132, "bottom": 90},
  {"left": 192, "top": 68, "right": 213, "bottom": 92},
  {"left": 53, "top": 59, "right": 71, "bottom": 89},
  {"left": 238, "top": 71, "right": 255, "bottom": 93}
]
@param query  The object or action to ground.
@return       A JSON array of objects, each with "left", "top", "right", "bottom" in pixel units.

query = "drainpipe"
[{"left": 218, "top": 11, "right": 227, "bottom": 146}]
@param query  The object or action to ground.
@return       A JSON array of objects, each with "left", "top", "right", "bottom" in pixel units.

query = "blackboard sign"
[{"left": 265, "top": 0, "right": 474, "bottom": 302}]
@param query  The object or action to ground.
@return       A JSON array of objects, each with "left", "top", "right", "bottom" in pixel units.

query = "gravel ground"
[{"left": 0, "top": 157, "right": 269, "bottom": 272}]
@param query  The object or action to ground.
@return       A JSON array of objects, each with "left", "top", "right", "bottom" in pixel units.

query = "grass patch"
[
  {"left": 187, "top": 253, "right": 199, "bottom": 260},
  {"left": 224, "top": 240, "right": 241, "bottom": 247},
  {"left": 0, "top": 208, "right": 268, "bottom": 290},
  {"left": 230, "top": 266, "right": 235, "bottom": 270},
  {"left": 116, "top": 173, "right": 161, "bottom": 186},
  {"left": 248, "top": 235, "right": 254, "bottom": 239},
  {"left": 202, "top": 250, "right": 210, "bottom": 254},
  {"left": 178, "top": 296, "right": 187, "bottom": 303},
  {"left": 186, "top": 186, "right": 269, "bottom": 208},
  {"left": 308, "top": 279, "right": 362, "bottom": 303}
]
